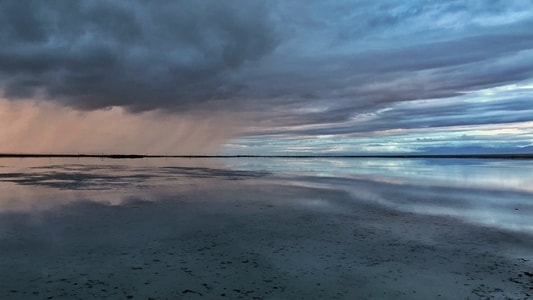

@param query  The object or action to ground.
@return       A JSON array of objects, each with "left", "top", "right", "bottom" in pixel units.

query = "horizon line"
[{"left": 1, "top": 153, "right": 533, "bottom": 159}]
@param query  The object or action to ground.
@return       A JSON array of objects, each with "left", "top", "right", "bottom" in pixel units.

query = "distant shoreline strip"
[{"left": 0, "top": 154, "right": 532, "bottom": 159}]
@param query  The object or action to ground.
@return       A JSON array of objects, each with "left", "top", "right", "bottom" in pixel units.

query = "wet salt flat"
[{"left": 0, "top": 157, "right": 532, "bottom": 299}]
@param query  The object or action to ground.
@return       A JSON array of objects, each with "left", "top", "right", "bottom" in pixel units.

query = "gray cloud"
[{"left": 255, "top": 94, "right": 533, "bottom": 137}]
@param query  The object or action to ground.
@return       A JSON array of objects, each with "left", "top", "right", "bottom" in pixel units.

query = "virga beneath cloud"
[{"left": 0, "top": 99, "right": 238, "bottom": 154}]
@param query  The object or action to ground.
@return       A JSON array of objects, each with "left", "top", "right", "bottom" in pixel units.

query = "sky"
[{"left": 0, "top": 0, "right": 532, "bottom": 155}]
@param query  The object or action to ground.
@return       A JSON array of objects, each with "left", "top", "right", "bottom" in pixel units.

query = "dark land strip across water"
[{"left": 1, "top": 153, "right": 533, "bottom": 159}]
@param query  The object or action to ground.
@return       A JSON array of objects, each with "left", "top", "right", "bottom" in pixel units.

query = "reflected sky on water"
[
  {"left": 225, "top": 157, "right": 533, "bottom": 192},
  {"left": 1, "top": 157, "right": 532, "bottom": 233},
  {"left": 226, "top": 157, "right": 533, "bottom": 233}
]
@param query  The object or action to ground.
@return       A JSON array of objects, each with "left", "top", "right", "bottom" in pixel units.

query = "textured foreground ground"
[{"left": 0, "top": 162, "right": 532, "bottom": 299}]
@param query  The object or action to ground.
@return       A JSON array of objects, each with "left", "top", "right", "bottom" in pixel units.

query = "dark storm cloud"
[
  {"left": 0, "top": 0, "right": 279, "bottom": 111},
  {"left": 1, "top": 0, "right": 533, "bottom": 130}
]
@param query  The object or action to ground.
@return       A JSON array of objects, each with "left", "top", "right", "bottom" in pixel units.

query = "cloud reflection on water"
[{"left": 0, "top": 157, "right": 532, "bottom": 233}]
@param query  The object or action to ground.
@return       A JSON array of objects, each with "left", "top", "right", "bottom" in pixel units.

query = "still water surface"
[
  {"left": 2, "top": 157, "right": 530, "bottom": 232},
  {"left": 0, "top": 157, "right": 532, "bottom": 299}
]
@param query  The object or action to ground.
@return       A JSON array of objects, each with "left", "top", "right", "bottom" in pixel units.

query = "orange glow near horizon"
[{"left": 0, "top": 99, "right": 240, "bottom": 154}]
